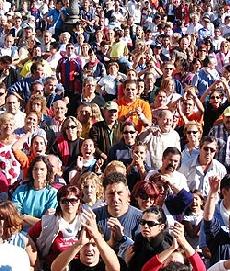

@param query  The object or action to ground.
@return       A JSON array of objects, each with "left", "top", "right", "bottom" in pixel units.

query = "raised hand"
[{"left": 208, "top": 176, "right": 220, "bottom": 194}]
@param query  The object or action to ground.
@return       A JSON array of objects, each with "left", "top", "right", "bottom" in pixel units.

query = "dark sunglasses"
[
  {"left": 210, "top": 96, "right": 220, "bottom": 100},
  {"left": 203, "top": 146, "right": 216, "bottom": 153},
  {"left": 67, "top": 46, "right": 74, "bottom": 49},
  {"left": 139, "top": 219, "right": 161, "bottom": 227},
  {"left": 138, "top": 192, "right": 156, "bottom": 201},
  {"left": 187, "top": 130, "right": 198, "bottom": 135},
  {"left": 123, "top": 130, "right": 136, "bottom": 135},
  {"left": 66, "top": 125, "right": 77, "bottom": 130},
  {"left": 60, "top": 198, "right": 79, "bottom": 205}
]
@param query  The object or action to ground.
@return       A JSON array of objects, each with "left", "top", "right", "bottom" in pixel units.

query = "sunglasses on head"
[
  {"left": 60, "top": 198, "right": 79, "bottom": 205},
  {"left": 203, "top": 146, "right": 216, "bottom": 153},
  {"left": 187, "top": 130, "right": 198, "bottom": 135},
  {"left": 123, "top": 130, "right": 136, "bottom": 135},
  {"left": 139, "top": 219, "right": 161, "bottom": 227}
]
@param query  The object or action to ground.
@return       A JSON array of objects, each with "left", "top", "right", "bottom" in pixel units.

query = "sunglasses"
[
  {"left": 139, "top": 219, "right": 161, "bottom": 227},
  {"left": 164, "top": 67, "right": 173, "bottom": 70},
  {"left": 187, "top": 130, "right": 198, "bottom": 135},
  {"left": 66, "top": 125, "right": 77, "bottom": 130},
  {"left": 210, "top": 96, "right": 220, "bottom": 100},
  {"left": 123, "top": 131, "right": 136, "bottom": 135},
  {"left": 203, "top": 146, "right": 216, "bottom": 153},
  {"left": 60, "top": 198, "right": 79, "bottom": 205},
  {"left": 67, "top": 47, "right": 74, "bottom": 49},
  {"left": 138, "top": 192, "right": 156, "bottom": 201}
]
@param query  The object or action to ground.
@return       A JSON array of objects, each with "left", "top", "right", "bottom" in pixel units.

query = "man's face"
[
  {"left": 6, "top": 95, "right": 20, "bottom": 114},
  {"left": 45, "top": 80, "right": 57, "bottom": 94},
  {"left": 84, "top": 81, "right": 96, "bottom": 94},
  {"left": 53, "top": 101, "right": 67, "bottom": 119},
  {"left": 183, "top": 99, "right": 195, "bottom": 115},
  {"left": 123, "top": 125, "right": 137, "bottom": 146},
  {"left": 44, "top": 32, "right": 51, "bottom": 43},
  {"left": 199, "top": 141, "right": 217, "bottom": 165},
  {"left": 25, "top": 112, "right": 38, "bottom": 131},
  {"left": 163, "top": 65, "right": 174, "bottom": 77},
  {"left": 104, "top": 182, "right": 129, "bottom": 216},
  {"left": 124, "top": 83, "right": 137, "bottom": 101},
  {"left": 103, "top": 109, "right": 118, "bottom": 124},
  {"left": 5, "top": 36, "right": 14, "bottom": 48},
  {"left": 34, "top": 65, "right": 44, "bottom": 78},
  {"left": 162, "top": 153, "right": 181, "bottom": 173},
  {"left": 80, "top": 242, "right": 100, "bottom": 267},
  {"left": 31, "top": 136, "right": 46, "bottom": 156},
  {"left": 157, "top": 111, "right": 173, "bottom": 133},
  {"left": 77, "top": 105, "right": 92, "bottom": 124}
]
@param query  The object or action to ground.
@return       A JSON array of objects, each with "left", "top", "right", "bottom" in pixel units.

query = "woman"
[
  {"left": 51, "top": 116, "right": 83, "bottom": 181},
  {"left": 151, "top": 90, "right": 168, "bottom": 124},
  {"left": 181, "top": 121, "right": 202, "bottom": 164},
  {"left": 201, "top": 78, "right": 230, "bottom": 135},
  {"left": 131, "top": 181, "right": 159, "bottom": 211},
  {"left": 12, "top": 156, "right": 58, "bottom": 229},
  {"left": 78, "top": 172, "right": 104, "bottom": 209},
  {"left": 26, "top": 94, "right": 52, "bottom": 129},
  {"left": 29, "top": 185, "right": 82, "bottom": 270},
  {"left": 160, "top": 77, "right": 182, "bottom": 105},
  {"left": 125, "top": 206, "right": 172, "bottom": 271},
  {"left": 0, "top": 112, "right": 21, "bottom": 187},
  {"left": 0, "top": 201, "right": 37, "bottom": 268}
]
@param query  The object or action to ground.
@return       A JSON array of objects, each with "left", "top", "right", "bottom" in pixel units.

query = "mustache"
[{"left": 165, "top": 163, "right": 176, "bottom": 170}]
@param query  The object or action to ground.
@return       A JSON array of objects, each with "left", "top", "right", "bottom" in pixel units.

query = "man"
[
  {"left": 89, "top": 101, "right": 121, "bottom": 160},
  {"left": 0, "top": 56, "right": 20, "bottom": 88},
  {"left": 154, "top": 61, "right": 183, "bottom": 95},
  {"left": 93, "top": 172, "right": 142, "bottom": 246},
  {"left": 198, "top": 16, "right": 213, "bottom": 43},
  {"left": 186, "top": 13, "right": 203, "bottom": 35},
  {"left": 209, "top": 106, "right": 230, "bottom": 170},
  {"left": 118, "top": 80, "right": 152, "bottom": 132},
  {"left": 146, "top": 147, "right": 189, "bottom": 192},
  {"left": 76, "top": 102, "right": 93, "bottom": 139},
  {"left": 139, "top": 110, "right": 181, "bottom": 169},
  {"left": 199, "top": 175, "right": 230, "bottom": 267},
  {"left": 179, "top": 136, "right": 226, "bottom": 196},
  {"left": 51, "top": 209, "right": 121, "bottom": 271},
  {"left": 44, "top": 76, "right": 62, "bottom": 109}
]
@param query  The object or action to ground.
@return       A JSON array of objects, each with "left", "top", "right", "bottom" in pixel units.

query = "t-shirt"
[{"left": 69, "top": 259, "right": 105, "bottom": 271}]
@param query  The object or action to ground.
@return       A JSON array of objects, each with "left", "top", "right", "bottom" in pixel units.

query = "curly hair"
[{"left": 26, "top": 94, "right": 47, "bottom": 115}]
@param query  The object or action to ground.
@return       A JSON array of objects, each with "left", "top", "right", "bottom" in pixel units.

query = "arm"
[
  {"left": 25, "top": 235, "right": 37, "bottom": 268},
  {"left": 203, "top": 176, "right": 220, "bottom": 221}
]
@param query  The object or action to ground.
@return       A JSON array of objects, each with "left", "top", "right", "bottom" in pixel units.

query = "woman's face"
[
  {"left": 31, "top": 136, "right": 46, "bottom": 156},
  {"left": 1, "top": 119, "right": 14, "bottom": 137},
  {"left": 82, "top": 180, "right": 97, "bottom": 204},
  {"left": 81, "top": 139, "right": 95, "bottom": 159},
  {"left": 65, "top": 120, "right": 78, "bottom": 141},
  {"left": 155, "top": 91, "right": 167, "bottom": 106},
  {"left": 32, "top": 160, "right": 47, "bottom": 184},
  {"left": 186, "top": 125, "right": 200, "bottom": 144},
  {"left": 137, "top": 193, "right": 156, "bottom": 211},
  {"left": 209, "top": 91, "right": 221, "bottom": 109},
  {"left": 31, "top": 100, "right": 42, "bottom": 113},
  {"left": 25, "top": 113, "right": 38, "bottom": 131},
  {"left": 60, "top": 192, "right": 80, "bottom": 215},
  {"left": 140, "top": 212, "right": 164, "bottom": 239}
]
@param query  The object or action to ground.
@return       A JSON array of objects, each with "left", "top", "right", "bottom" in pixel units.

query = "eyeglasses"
[
  {"left": 200, "top": 49, "right": 207, "bottom": 52},
  {"left": 67, "top": 46, "right": 74, "bottom": 49},
  {"left": 66, "top": 125, "right": 77, "bottom": 130},
  {"left": 210, "top": 96, "right": 220, "bottom": 100},
  {"left": 60, "top": 198, "right": 79, "bottom": 205},
  {"left": 123, "top": 130, "right": 136, "bottom": 135},
  {"left": 187, "top": 130, "right": 198, "bottom": 135},
  {"left": 139, "top": 219, "right": 161, "bottom": 227},
  {"left": 203, "top": 146, "right": 216, "bottom": 153},
  {"left": 164, "top": 67, "right": 173, "bottom": 70}
]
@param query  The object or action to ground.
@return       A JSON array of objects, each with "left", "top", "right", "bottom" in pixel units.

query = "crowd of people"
[{"left": 1, "top": 0, "right": 230, "bottom": 270}]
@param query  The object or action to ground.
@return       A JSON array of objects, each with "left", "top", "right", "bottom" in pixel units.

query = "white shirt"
[
  {"left": 186, "top": 23, "right": 203, "bottom": 35},
  {"left": 179, "top": 155, "right": 227, "bottom": 196},
  {"left": 208, "top": 260, "right": 230, "bottom": 271},
  {"left": 145, "top": 169, "right": 189, "bottom": 192}
]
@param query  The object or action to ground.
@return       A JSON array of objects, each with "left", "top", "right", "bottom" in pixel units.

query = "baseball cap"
[
  {"left": 103, "top": 101, "right": 118, "bottom": 111},
  {"left": 223, "top": 106, "right": 230, "bottom": 116}
]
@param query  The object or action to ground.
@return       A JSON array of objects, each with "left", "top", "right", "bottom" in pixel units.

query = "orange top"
[{"left": 118, "top": 97, "right": 152, "bottom": 132}]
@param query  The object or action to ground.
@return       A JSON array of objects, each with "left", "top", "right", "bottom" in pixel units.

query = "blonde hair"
[
  {"left": 184, "top": 121, "right": 203, "bottom": 138},
  {"left": 0, "top": 112, "right": 14, "bottom": 125},
  {"left": 104, "top": 160, "right": 127, "bottom": 177},
  {"left": 91, "top": 103, "right": 104, "bottom": 123},
  {"left": 61, "top": 116, "right": 82, "bottom": 138},
  {"left": 78, "top": 172, "right": 104, "bottom": 200}
]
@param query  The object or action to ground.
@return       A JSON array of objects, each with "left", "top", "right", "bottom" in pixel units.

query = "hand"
[
  {"left": 125, "top": 245, "right": 135, "bottom": 263},
  {"left": 150, "top": 126, "right": 161, "bottom": 136},
  {"left": 100, "top": 153, "right": 107, "bottom": 160},
  {"left": 45, "top": 208, "right": 56, "bottom": 215},
  {"left": 208, "top": 176, "right": 220, "bottom": 193},
  {"left": 81, "top": 209, "right": 101, "bottom": 240},
  {"left": 107, "top": 217, "right": 124, "bottom": 242},
  {"left": 171, "top": 237, "right": 179, "bottom": 250},
  {"left": 79, "top": 227, "right": 91, "bottom": 246},
  {"left": 76, "top": 156, "right": 83, "bottom": 170},
  {"left": 95, "top": 158, "right": 104, "bottom": 174},
  {"left": 172, "top": 221, "right": 185, "bottom": 245}
]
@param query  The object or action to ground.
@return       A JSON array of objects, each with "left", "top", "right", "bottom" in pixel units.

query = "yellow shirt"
[
  {"left": 20, "top": 59, "right": 53, "bottom": 78},
  {"left": 110, "top": 41, "right": 128, "bottom": 58}
]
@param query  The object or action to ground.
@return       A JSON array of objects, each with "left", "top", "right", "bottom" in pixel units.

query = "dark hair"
[
  {"left": 160, "top": 262, "right": 191, "bottom": 271},
  {"left": 124, "top": 79, "right": 138, "bottom": 89},
  {"left": 30, "top": 61, "right": 44, "bottom": 74},
  {"left": 56, "top": 185, "right": 81, "bottom": 215},
  {"left": 143, "top": 205, "right": 168, "bottom": 229},
  {"left": 220, "top": 174, "right": 230, "bottom": 192},
  {"left": 162, "top": 147, "right": 181, "bottom": 159},
  {"left": 0, "top": 55, "right": 12, "bottom": 64},
  {"left": 103, "top": 172, "right": 127, "bottom": 188},
  {"left": 121, "top": 121, "right": 136, "bottom": 133},
  {"left": 27, "top": 156, "right": 53, "bottom": 187},
  {"left": 50, "top": 42, "right": 59, "bottom": 50},
  {"left": 199, "top": 136, "right": 217, "bottom": 148}
]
